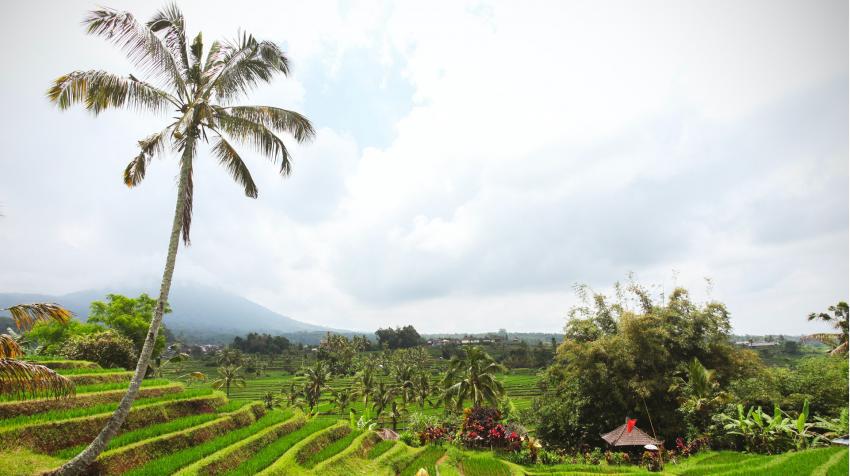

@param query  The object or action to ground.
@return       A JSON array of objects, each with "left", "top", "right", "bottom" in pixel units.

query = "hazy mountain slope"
[{"left": 0, "top": 283, "right": 333, "bottom": 336}]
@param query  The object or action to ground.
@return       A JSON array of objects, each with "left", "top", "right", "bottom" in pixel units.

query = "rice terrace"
[{"left": 0, "top": 1, "right": 848, "bottom": 475}]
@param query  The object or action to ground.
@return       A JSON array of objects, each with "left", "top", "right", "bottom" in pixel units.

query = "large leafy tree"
[
  {"left": 440, "top": 346, "right": 506, "bottom": 410},
  {"left": 535, "top": 283, "right": 747, "bottom": 448},
  {"left": 48, "top": 5, "right": 313, "bottom": 473},
  {"left": 88, "top": 293, "right": 170, "bottom": 358},
  {"left": 0, "top": 304, "right": 75, "bottom": 398}
]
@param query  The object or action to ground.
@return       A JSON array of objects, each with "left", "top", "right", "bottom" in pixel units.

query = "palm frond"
[
  {"left": 83, "top": 8, "right": 187, "bottom": 96},
  {"left": 204, "top": 33, "right": 289, "bottom": 103},
  {"left": 2, "top": 303, "right": 72, "bottom": 331},
  {"left": 0, "top": 358, "right": 75, "bottom": 399},
  {"left": 213, "top": 112, "right": 292, "bottom": 175},
  {"left": 47, "top": 70, "right": 176, "bottom": 114},
  {"left": 226, "top": 106, "right": 315, "bottom": 143},
  {"left": 124, "top": 128, "right": 172, "bottom": 187},
  {"left": 211, "top": 136, "right": 258, "bottom": 198},
  {"left": 146, "top": 3, "right": 190, "bottom": 79},
  {"left": 0, "top": 334, "right": 23, "bottom": 359}
]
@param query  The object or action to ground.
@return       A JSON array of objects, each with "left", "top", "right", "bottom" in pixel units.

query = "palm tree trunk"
[{"left": 54, "top": 141, "right": 194, "bottom": 476}]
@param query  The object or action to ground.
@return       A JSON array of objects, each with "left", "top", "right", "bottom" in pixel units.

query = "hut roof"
[
  {"left": 601, "top": 422, "right": 661, "bottom": 447},
  {"left": 376, "top": 428, "right": 399, "bottom": 440}
]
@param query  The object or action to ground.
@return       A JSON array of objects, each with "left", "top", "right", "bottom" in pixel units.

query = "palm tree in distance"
[
  {"left": 440, "top": 346, "right": 506, "bottom": 411},
  {"left": 47, "top": 4, "right": 313, "bottom": 473},
  {"left": 211, "top": 365, "right": 246, "bottom": 397}
]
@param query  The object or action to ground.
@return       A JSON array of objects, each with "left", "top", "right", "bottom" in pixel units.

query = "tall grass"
[
  {"left": 400, "top": 446, "right": 445, "bottom": 476},
  {"left": 367, "top": 440, "right": 396, "bottom": 459},
  {"left": 54, "top": 413, "right": 221, "bottom": 459},
  {"left": 0, "top": 388, "right": 214, "bottom": 429},
  {"left": 125, "top": 410, "right": 294, "bottom": 476},
  {"left": 302, "top": 429, "right": 363, "bottom": 468},
  {"left": 55, "top": 368, "right": 129, "bottom": 375},
  {"left": 0, "top": 379, "right": 170, "bottom": 402},
  {"left": 223, "top": 417, "right": 336, "bottom": 475},
  {"left": 460, "top": 454, "right": 512, "bottom": 476}
]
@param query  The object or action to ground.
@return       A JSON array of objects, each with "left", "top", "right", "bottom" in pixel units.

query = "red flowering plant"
[
  {"left": 460, "top": 407, "right": 522, "bottom": 450},
  {"left": 419, "top": 425, "right": 453, "bottom": 446}
]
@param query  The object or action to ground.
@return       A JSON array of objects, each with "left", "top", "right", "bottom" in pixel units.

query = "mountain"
[{"left": 0, "top": 283, "right": 340, "bottom": 341}]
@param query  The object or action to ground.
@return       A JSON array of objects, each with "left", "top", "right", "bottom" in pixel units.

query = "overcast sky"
[{"left": 0, "top": 0, "right": 847, "bottom": 334}]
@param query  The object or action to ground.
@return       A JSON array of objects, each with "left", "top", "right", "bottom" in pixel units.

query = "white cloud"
[{"left": 0, "top": 0, "right": 846, "bottom": 335}]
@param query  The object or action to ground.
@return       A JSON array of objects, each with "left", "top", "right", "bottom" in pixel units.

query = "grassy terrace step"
[
  {"left": 302, "top": 428, "right": 363, "bottom": 468},
  {"left": 66, "top": 371, "right": 133, "bottom": 386},
  {"left": 125, "top": 409, "right": 295, "bottom": 476},
  {"left": 0, "top": 383, "right": 183, "bottom": 418},
  {"left": 55, "top": 367, "right": 125, "bottom": 375},
  {"left": 0, "top": 390, "right": 224, "bottom": 453},
  {"left": 220, "top": 417, "right": 337, "bottom": 475},
  {"left": 311, "top": 431, "right": 383, "bottom": 475},
  {"left": 25, "top": 360, "right": 101, "bottom": 370},
  {"left": 54, "top": 412, "right": 222, "bottom": 459},
  {"left": 174, "top": 412, "right": 306, "bottom": 476},
  {"left": 89, "top": 402, "right": 267, "bottom": 475},
  {"left": 256, "top": 420, "right": 350, "bottom": 476},
  {"left": 0, "top": 388, "right": 213, "bottom": 429},
  {"left": 399, "top": 446, "right": 446, "bottom": 476},
  {"left": 0, "top": 379, "right": 170, "bottom": 403}
]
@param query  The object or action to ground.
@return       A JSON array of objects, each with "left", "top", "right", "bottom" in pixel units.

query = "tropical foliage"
[
  {"left": 441, "top": 346, "right": 506, "bottom": 410},
  {"left": 0, "top": 303, "right": 75, "bottom": 399}
]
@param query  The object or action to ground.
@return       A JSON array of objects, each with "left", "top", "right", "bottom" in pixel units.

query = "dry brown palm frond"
[
  {"left": 3, "top": 303, "right": 73, "bottom": 331},
  {"left": 0, "top": 359, "right": 75, "bottom": 399},
  {"left": 0, "top": 334, "right": 24, "bottom": 359}
]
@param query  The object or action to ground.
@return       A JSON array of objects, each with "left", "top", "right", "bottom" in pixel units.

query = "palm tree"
[
  {"left": 301, "top": 361, "right": 330, "bottom": 413},
  {"left": 392, "top": 362, "right": 416, "bottom": 405},
  {"left": 388, "top": 400, "right": 407, "bottom": 431},
  {"left": 48, "top": 5, "right": 313, "bottom": 473},
  {"left": 440, "top": 346, "right": 506, "bottom": 411},
  {"left": 354, "top": 365, "right": 376, "bottom": 409},
  {"left": 211, "top": 365, "right": 246, "bottom": 397},
  {"left": 331, "top": 389, "right": 352, "bottom": 416},
  {"left": 0, "top": 303, "right": 75, "bottom": 398},
  {"left": 412, "top": 371, "right": 435, "bottom": 409},
  {"left": 261, "top": 391, "right": 282, "bottom": 410},
  {"left": 371, "top": 382, "right": 398, "bottom": 420},
  {"left": 807, "top": 302, "right": 849, "bottom": 355}
]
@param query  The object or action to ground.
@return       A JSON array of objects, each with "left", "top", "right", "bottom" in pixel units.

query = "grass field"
[{"left": 2, "top": 358, "right": 847, "bottom": 476}]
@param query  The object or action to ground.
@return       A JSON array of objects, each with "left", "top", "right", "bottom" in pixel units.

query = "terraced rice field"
[
  {"left": 162, "top": 361, "right": 543, "bottom": 427},
  {"left": 2, "top": 359, "right": 845, "bottom": 475}
]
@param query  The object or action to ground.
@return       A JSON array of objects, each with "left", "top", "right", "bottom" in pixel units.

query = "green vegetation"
[
  {"left": 460, "top": 453, "right": 513, "bottom": 476},
  {"left": 399, "top": 446, "right": 445, "bottom": 476},
  {"left": 220, "top": 417, "right": 334, "bottom": 475},
  {"left": 302, "top": 429, "right": 363, "bottom": 469},
  {"left": 0, "top": 387, "right": 213, "bottom": 429},
  {"left": 366, "top": 440, "right": 396, "bottom": 459},
  {"left": 124, "top": 410, "right": 294, "bottom": 476},
  {"left": 54, "top": 412, "right": 221, "bottom": 459}
]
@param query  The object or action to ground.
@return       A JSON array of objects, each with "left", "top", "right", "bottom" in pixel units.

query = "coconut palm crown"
[
  {"left": 441, "top": 346, "right": 506, "bottom": 410},
  {"left": 48, "top": 4, "right": 314, "bottom": 246},
  {"left": 47, "top": 4, "right": 313, "bottom": 474}
]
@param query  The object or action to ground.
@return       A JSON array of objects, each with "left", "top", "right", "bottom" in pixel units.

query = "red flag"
[{"left": 627, "top": 418, "right": 637, "bottom": 433}]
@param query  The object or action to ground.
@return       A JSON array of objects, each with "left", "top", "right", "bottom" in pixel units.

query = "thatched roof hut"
[
  {"left": 376, "top": 428, "right": 399, "bottom": 440},
  {"left": 601, "top": 421, "right": 662, "bottom": 448}
]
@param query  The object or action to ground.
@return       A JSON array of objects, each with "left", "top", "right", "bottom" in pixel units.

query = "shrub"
[
  {"left": 399, "top": 430, "right": 419, "bottom": 447},
  {"left": 459, "top": 406, "right": 521, "bottom": 450},
  {"left": 60, "top": 330, "right": 137, "bottom": 369}
]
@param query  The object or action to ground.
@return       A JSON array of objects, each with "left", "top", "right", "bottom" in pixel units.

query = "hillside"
[{"left": 0, "top": 283, "right": 340, "bottom": 341}]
